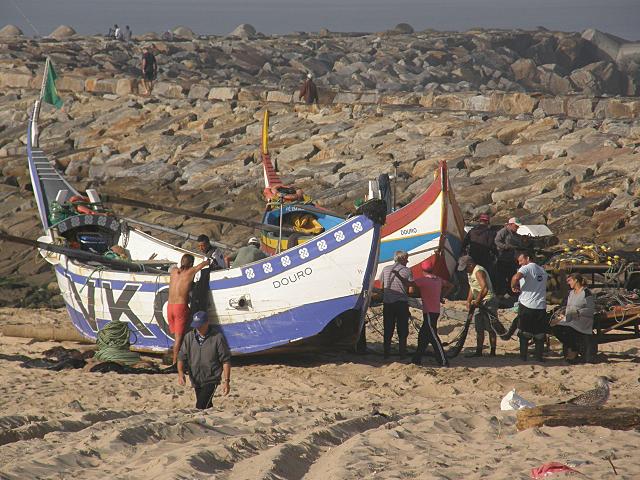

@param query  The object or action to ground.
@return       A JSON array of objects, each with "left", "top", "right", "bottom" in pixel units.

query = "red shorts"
[{"left": 168, "top": 304, "right": 190, "bottom": 335}]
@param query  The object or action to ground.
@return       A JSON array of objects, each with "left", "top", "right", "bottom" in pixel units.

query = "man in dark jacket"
[
  {"left": 177, "top": 311, "right": 231, "bottom": 409},
  {"left": 494, "top": 217, "right": 524, "bottom": 295},
  {"left": 299, "top": 73, "right": 319, "bottom": 105},
  {"left": 462, "top": 213, "right": 497, "bottom": 270}
]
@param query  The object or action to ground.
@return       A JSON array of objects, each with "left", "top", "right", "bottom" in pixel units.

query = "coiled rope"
[{"left": 94, "top": 321, "right": 140, "bottom": 365}]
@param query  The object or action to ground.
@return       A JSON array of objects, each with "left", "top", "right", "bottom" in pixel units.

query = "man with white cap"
[
  {"left": 494, "top": 217, "right": 524, "bottom": 296},
  {"left": 229, "top": 237, "right": 268, "bottom": 268},
  {"left": 298, "top": 73, "right": 319, "bottom": 105}
]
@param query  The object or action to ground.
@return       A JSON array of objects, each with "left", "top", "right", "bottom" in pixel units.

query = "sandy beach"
[{"left": 1, "top": 306, "right": 639, "bottom": 479}]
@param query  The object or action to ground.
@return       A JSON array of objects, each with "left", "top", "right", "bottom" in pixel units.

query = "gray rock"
[
  {"left": 474, "top": 137, "right": 508, "bottom": 157},
  {"left": 172, "top": 26, "right": 195, "bottom": 39},
  {"left": 49, "top": 25, "right": 76, "bottom": 40},
  {"left": 229, "top": 24, "right": 257, "bottom": 39},
  {"left": 0, "top": 25, "right": 23, "bottom": 37}
]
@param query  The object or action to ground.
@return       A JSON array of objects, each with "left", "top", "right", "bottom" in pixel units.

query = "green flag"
[{"left": 42, "top": 59, "right": 63, "bottom": 109}]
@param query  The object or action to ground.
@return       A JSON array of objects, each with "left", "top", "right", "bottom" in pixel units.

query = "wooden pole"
[
  {"left": 101, "top": 194, "right": 297, "bottom": 236},
  {"left": 0, "top": 230, "right": 166, "bottom": 274},
  {"left": 516, "top": 404, "right": 640, "bottom": 431}
]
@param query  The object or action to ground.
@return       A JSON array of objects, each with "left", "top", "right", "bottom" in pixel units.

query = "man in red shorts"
[{"left": 168, "top": 254, "right": 209, "bottom": 365}]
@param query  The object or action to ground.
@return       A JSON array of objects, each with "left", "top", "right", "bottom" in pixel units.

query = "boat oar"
[
  {"left": 100, "top": 194, "right": 297, "bottom": 236},
  {"left": 0, "top": 230, "right": 166, "bottom": 274},
  {"left": 122, "top": 217, "right": 235, "bottom": 250}
]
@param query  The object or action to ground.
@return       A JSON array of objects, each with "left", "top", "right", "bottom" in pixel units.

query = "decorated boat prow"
[
  {"left": 259, "top": 110, "right": 345, "bottom": 254},
  {"left": 377, "top": 161, "right": 465, "bottom": 281}
]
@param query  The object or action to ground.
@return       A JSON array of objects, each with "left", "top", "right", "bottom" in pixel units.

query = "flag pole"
[{"left": 31, "top": 57, "right": 49, "bottom": 148}]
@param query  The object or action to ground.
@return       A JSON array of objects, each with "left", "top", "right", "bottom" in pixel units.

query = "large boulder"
[
  {"left": 229, "top": 24, "right": 256, "bottom": 39},
  {"left": 392, "top": 23, "right": 414, "bottom": 34},
  {"left": 0, "top": 25, "right": 23, "bottom": 37},
  {"left": 511, "top": 58, "right": 538, "bottom": 82},
  {"left": 582, "top": 29, "right": 623, "bottom": 62},
  {"left": 172, "top": 26, "right": 195, "bottom": 40},
  {"left": 49, "top": 25, "right": 76, "bottom": 40}
]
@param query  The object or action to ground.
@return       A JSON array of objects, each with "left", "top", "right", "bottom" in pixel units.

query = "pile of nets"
[
  {"left": 94, "top": 321, "right": 141, "bottom": 365},
  {"left": 544, "top": 240, "right": 624, "bottom": 268}
]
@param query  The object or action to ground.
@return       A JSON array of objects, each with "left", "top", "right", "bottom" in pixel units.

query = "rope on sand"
[{"left": 94, "top": 321, "right": 140, "bottom": 365}]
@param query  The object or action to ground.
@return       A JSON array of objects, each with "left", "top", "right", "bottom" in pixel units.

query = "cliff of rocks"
[{"left": 0, "top": 28, "right": 639, "bottom": 306}]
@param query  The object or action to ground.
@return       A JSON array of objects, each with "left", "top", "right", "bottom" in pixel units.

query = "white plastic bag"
[{"left": 500, "top": 389, "right": 536, "bottom": 411}]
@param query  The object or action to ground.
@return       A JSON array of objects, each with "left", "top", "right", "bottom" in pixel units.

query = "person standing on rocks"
[
  {"left": 178, "top": 310, "right": 231, "bottom": 409},
  {"left": 141, "top": 47, "right": 158, "bottom": 95},
  {"left": 298, "top": 73, "right": 319, "bottom": 105},
  {"left": 168, "top": 254, "right": 209, "bottom": 366},
  {"left": 494, "top": 217, "right": 524, "bottom": 296},
  {"left": 114, "top": 24, "right": 122, "bottom": 40},
  {"left": 379, "top": 250, "right": 413, "bottom": 359},
  {"left": 510, "top": 251, "right": 548, "bottom": 362},
  {"left": 124, "top": 25, "right": 132, "bottom": 42}
]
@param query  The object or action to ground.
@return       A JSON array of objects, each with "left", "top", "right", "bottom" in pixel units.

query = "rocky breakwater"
[
  {"left": 0, "top": 25, "right": 639, "bottom": 99},
  {"left": 0, "top": 27, "right": 639, "bottom": 304}
]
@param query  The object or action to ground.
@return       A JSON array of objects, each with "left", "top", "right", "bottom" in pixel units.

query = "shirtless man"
[{"left": 168, "top": 254, "right": 208, "bottom": 365}]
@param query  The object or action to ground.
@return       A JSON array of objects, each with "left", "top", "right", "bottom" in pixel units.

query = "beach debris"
[
  {"left": 530, "top": 462, "right": 581, "bottom": 479},
  {"left": 560, "top": 376, "right": 612, "bottom": 407},
  {"left": 501, "top": 389, "right": 536, "bottom": 411}
]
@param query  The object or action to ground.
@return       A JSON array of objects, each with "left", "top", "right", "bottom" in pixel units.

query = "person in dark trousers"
[
  {"left": 462, "top": 213, "right": 497, "bottom": 273},
  {"left": 299, "top": 73, "right": 319, "bottom": 105},
  {"left": 494, "top": 217, "right": 523, "bottom": 296},
  {"left": 141, "top": 47, "right": 158, "bottom": 95},
  {"left": 412, "top": 258, "right": 453, "bottom": 367},
  {"left": 511, "top": 251, "right": 548, "bottom": 361},
  {"left": 459, "top": 255, "right": 504, "bottom": 357},
  {"left": 178, "top": 311, "right": 231, "bottom": 410},
  {"left": 379, "top": 250, "right": 413, "bottom": 359},
  {"left": 550, "top": 273, "right": 596, "bottom": 363}
]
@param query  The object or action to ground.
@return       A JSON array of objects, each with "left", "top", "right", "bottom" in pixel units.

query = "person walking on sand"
[
  {"left": 412, "top": 257, "right": 453, "bottom": 367},
  {"left": 459, "top": 255, "right": 504, "bottom": 357},
  {"left": 168, "top": 254, "right": 209, "bottom": 365},
  {"left": 379, "top": 250, "right": 413, "bottom": 359},
  {"left": 178, "top": 311, "right": 231, "bottom": 410},
  {"left": 298, "top": 73, "right": 319, "bottom": 105},
  {"left": 141, "top": 47, "right": 158, "bottom": 95}
]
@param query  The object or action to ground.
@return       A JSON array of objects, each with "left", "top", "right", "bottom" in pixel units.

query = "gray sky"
[{"left": 2, "top": 0, "right": 639, "bottom": 40}]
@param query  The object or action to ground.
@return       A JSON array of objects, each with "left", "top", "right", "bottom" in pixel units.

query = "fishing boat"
[
  {"left": 23, "top": 96, "right": 385, "bottom": 355},
  {"left": 259, "top": 110, "right": 465, "bottom": 280}
]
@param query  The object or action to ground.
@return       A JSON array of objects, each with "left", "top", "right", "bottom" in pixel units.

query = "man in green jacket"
[
  {"left": 229, "top": 237, "right": 267, "bottom": 268},
  {"left": 178, "top": 311, "right": 231, "bottom": 409}
]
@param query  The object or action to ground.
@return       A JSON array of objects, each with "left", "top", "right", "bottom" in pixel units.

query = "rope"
[{"left": 94, "top": 321, "right": 140, "bottom": 365}]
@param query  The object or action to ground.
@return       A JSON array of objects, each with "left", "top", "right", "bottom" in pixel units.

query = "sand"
[{"left": 1, "top": 305, "right": 640, "bottom": 479}]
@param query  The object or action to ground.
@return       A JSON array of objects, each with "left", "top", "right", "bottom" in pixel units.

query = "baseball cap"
[
  {"left": 508, "top": 217, "right": 522, "bottom": 226},
  {"left": 307, "top": 73, "right": 312, "bottom": 79},
  {"left": 191, "top": 310, "right": 208, "bottom": 328},
  {"left": 248, "top": 237, "right": 260, "bottom": 246},
  {"left": 457, "top": 255, "right": 474, "bottom": 271},
  {"left": 421, "top": 257, "right": 436, "bottom": 272}
]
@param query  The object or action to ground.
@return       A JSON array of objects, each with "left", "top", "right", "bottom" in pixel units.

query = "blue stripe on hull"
[
  {"left": 379, "top": 233, "right": 440, "bottom": 262},
  {"left": 64, "top": 294, "right": 361, "bottom": 354}
]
